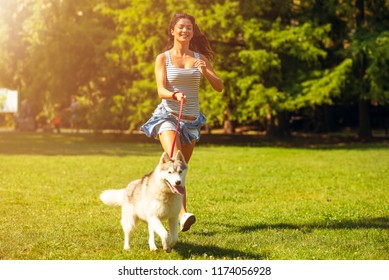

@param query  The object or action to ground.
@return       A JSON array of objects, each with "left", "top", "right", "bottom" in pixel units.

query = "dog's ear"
[
  {"left": 174, "top": 150, "right": 187, "bottom": 164},
  {"left": 160, "top": 152, "right": 172, "bottom": 164}
]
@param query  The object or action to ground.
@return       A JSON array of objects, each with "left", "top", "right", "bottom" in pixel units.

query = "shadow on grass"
[
  {"left": 236, "top": 217, "right": 389, "bottom": 233},
  {"left": 199, "top": 134, "right": 389, "bottom": 150},
  {"left": 1, "top": 131, "right": 388, "bottom": 156},
  {"left": 0, "top": 132, "right": 160, "bottom": 156},
  {"left": 174, "top": 241, "right": 263, "bottom": 260}
]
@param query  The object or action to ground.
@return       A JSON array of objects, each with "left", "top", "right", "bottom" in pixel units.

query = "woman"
[{"left": 141, "top": 13, "right": 223, "bottom": 232}]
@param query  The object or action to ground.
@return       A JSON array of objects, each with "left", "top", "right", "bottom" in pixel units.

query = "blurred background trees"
[{"left": 0, "top": 0, "right": 388, "bottom": 139}]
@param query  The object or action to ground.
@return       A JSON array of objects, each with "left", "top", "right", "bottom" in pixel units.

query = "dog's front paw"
[
  {"left": 164, "top": 246, "right": 172, "bottom": 253},
  {"left": 160, "top": 234, "right": 172, "bottom": 253},
  {"left": 170, "top": 236, "right": 178, "bottom": 248},
  {"left": 149, "top": 245, "right": 158, "bottom": 252}
]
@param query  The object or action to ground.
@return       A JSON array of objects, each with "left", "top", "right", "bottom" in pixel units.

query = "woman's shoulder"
[
  {"left": 156, "top": 52, "right": 167, "bottom": 59},
  {"left": 155, "top": 52, "right": 168, "bottom": 65}
]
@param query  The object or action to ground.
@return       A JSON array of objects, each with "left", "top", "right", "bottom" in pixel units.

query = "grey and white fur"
[{"left": 100, "top": 151, "right": 187, "bottom": 253}]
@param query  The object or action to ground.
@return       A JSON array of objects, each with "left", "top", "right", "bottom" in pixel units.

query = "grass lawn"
[{"left": 0, "top": 132, "right": 388, "bottom": 260}]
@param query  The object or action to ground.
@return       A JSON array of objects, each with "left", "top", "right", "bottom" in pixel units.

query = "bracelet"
[{"left": 172, "top": 91, "right": 179, "bottom": 100}]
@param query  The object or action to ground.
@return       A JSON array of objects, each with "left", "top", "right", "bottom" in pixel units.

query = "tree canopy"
[{"left": 0, "top": 0, "right": 388, "bottom": 138}]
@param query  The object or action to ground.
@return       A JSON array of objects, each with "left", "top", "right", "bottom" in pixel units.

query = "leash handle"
[{"left": 170, "top": 96, "right": 184, "bottom": 159}]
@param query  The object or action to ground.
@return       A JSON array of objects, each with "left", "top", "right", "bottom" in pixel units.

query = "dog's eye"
[{"left": 178, "top": 170, "right": 182, "bottom": 174}]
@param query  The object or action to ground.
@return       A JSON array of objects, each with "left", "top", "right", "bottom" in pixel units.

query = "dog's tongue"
[{"left": 172, "top": 185, "right": 185, "bottom": 195}]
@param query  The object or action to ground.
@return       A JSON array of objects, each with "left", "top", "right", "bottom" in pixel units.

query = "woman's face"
[{"left": 171, "top": 18, "right": 193, "bottom": 43}]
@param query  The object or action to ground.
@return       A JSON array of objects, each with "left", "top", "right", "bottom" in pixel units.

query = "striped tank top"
[{"left": 161, "top": 50, "right": 201, "bottom": 118}]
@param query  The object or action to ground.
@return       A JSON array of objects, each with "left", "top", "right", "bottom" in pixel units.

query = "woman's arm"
[{"left": 195, "top": 54, "right": 224, "bottom": 92}]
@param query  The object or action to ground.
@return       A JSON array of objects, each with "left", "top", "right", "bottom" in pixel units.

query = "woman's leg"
[
  {"left": 159, "top": 130, "right": 196, "bottom": 230},
  {"left": 158, "top": 130, "right": 196, "bottom": 163},
  {"left": 159, "top": 130, "right": 182, "bottom": 160}
]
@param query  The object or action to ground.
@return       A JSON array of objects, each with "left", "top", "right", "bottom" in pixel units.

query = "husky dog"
[{"left": 100, "top": 151, "right": 187, "bottom": 253}]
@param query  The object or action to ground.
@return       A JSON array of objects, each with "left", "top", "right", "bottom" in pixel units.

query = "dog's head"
[{"left": 157, "top": 151, "right": 188, "bottom": 195}]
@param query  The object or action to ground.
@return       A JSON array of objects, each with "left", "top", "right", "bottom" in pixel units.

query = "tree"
[
  {"left": 0, "top": 0, "right": 116, "bottom": 127},
  {"left": 0, "top": 0, "right": 30, "bottom": 90},
  {"left": 1, "top": 0, "right": 387, "bottom": 137},
  {"left": 300, "top": 0, "right": 389, "bottom": 140},
  {"left": 97, "top": 0, "right": 241, "bottom": 132},
  {"left": 231, "top": 1, "right": 331, "bottom": 136},
  {"left": 353, "top": 0, "right": 389, "bottom": 140},
  {"left": 95, "top": 0, "right": 169, "bottom": 131}
]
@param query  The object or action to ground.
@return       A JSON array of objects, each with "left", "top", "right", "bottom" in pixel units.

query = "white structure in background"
[
  {"left": 1, "top": 88, "right": 35, "bottom": 131},
  {"left": 0, "top": 88, "right": 18, "bottom": 113}
]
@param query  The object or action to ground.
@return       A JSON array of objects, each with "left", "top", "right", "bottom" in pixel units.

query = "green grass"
[{"left": 0, "top": 132, "right": 388, "bottom": 260}]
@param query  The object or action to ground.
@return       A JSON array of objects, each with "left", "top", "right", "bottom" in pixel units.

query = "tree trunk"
[
  {"left": 265, "top": 109, "right": 290, "bottom": 138},
  {"left": 265, "top": 113, "right": 276, "bottom": 137},
  {"left": 355, "top": 0, "right": 372, "bottom": 140},
  {"left": 223, "top": 108, "right": 235, "bottom": 134}
]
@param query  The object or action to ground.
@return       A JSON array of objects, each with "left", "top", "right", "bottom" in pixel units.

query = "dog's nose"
[{"left": 175, "top": 180, "right": 181, "bottom": 186}]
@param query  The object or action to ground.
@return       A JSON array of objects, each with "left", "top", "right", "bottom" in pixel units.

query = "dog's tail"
[{"left": 100, "top": 189, "right": 125, "bottom": 207}]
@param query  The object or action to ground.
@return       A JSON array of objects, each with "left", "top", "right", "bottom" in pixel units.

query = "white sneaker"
[{"left": 180, "top": 212, "right": 196, "bottom": 232}]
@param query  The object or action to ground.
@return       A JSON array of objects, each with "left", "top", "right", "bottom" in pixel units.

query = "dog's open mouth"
[{"left": 164, "top": 180, "right": 185, "bottom": 195}]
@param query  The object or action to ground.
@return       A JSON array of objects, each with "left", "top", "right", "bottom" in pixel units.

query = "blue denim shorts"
[
  {"left": 140, "top": 104, "right": 206, "bottom": 144},
  {"left": 157, "top": 119, "right": 200, "bottom": 140}
]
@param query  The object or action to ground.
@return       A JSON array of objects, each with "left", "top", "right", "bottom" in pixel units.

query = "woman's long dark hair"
[{"left": 165, "top": 13, "right": 214, "bottom": 60}]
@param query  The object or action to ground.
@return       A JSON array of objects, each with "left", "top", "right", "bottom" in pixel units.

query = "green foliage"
[
  {"left": 0, "top": 0, "right": 388, "bottom": 134},
  {"left": 95, "top": 0, "right": 169, "bottom": 131},
  {"left": 347, "top": 28, "right": 389, "bottom": 105},
  {"left": 236, "top": 15, "right": 331, "bottom": 124},
  {"left": 267, "top": 21, "right": 329, "bottom": 63},
  {"left": 297, "top": 58, "right": 353, "bottom": 108},
  {"left": 364, "top": 31, "right": 389, "bottom": 103}
]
